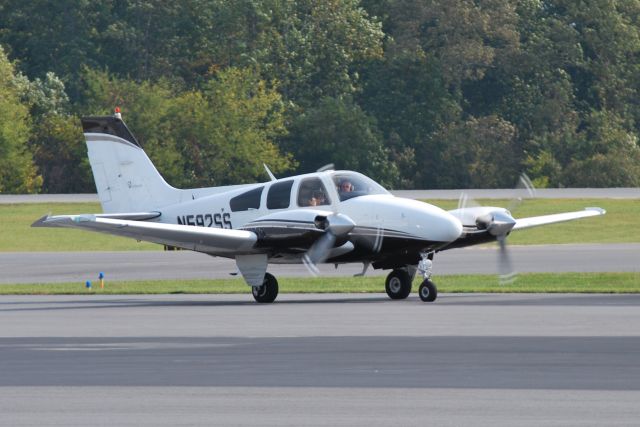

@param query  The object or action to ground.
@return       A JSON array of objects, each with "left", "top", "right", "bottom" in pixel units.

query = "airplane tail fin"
[{"left": 82, "top": 114, "right": 182, "bottom": 213}]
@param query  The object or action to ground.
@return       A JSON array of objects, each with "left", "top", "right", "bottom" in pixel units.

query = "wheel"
[
  {"left": 418, "top": 279, "right": 437, "bottom": 302},
  {"left": 252, "top": 272, "right": 279, "bottom": 303},
  {"left": 385, "top": 269, "right": 412, "bottom": 300}
]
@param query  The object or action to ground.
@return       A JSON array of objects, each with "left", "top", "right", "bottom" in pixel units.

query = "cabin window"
[
  {"left": 297, "top": 178, "right": 331, "bottom": 207},
  {"left": 267, "top": 180, "right": 294, "bottom": 209},
  {"left": 332, "top": 172, "right": 390, "bottom": 201},
  {"left": 230, "top": 186, "right": 264, "bottom": 212}
]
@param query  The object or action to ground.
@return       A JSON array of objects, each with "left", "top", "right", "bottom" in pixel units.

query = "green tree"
[
  {"left": 387, "top": 0, "right": 520, "bottom": 90},
  {"left": 432, "top": 116, "right": 519, "bottom": 188},
  {"left": 191, "top": 0, "right": 385, "bottom": 104},
  {"left": 3, "top": 0, "right": 640, "bottom": 189},
  {"left": 81, "top": 67, "right": 294, "bottom": 187},
  {"left": 81, "top": 68, "right": 182, "bottom": 182},
  {"left": 552, "top": 0, "right": 640, "bottom": 120},
  {"left": 561, "top": 110, "right": 640, "bottom": 186},
  {"left": 0, "top": 46, "right": 41, "bottom": 193},
  {"left": 285, "top": 96, "right": 398, "bottom": 187},
  {"left": 0, "top": 0, "right": 110, "bottom": 100},
  {"left": 562, "top": 148, "right": 640, "bottom": 187},
  {"left": 171, "top": 67, "right": 294, "bottom": 186},
  {"left": 13, "top": 68, "right": 92, "bottom": 193},
  {"left": 358, "top": 56, "right": 459, "bottom": 187},
  {"left": 29, "top": 114, "right": 92, "bottom": 193}
]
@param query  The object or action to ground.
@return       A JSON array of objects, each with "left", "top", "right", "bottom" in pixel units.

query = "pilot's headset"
[{"left": 340, "top": 180, "right": 354, "bottom": 192}]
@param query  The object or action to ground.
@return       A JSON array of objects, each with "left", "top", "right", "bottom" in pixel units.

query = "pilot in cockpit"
[{"left": 339, "top": 179, "right": 354, "bottom": 193}]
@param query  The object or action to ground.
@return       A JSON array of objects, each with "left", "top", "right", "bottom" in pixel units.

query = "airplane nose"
[
  {"left": 432, "top": 210, "right": 463, "bottom": 242},
  {"left": 393, "top": 198, "right": 463, "bottom": 243}
]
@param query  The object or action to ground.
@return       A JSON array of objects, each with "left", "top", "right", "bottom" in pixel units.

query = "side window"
[
  {"left": 267, "top": 180, "right": 294, "bottom": 209},
  {"left": 297, "top": 178, "right": 331, "bottom": 207},
  {"left": 230, "top": 186, "right": 263, "bottom": 212}
]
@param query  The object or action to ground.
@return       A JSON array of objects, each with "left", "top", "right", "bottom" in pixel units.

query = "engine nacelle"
[
  {"left": 449, "top": 206, "right": 516, "bottom": 236},
  {"left": 314, "top": 213, "right": 356, "bottom": 236},
  {"left": 242, "top": 209, "right": 355, "bottom": 238}
]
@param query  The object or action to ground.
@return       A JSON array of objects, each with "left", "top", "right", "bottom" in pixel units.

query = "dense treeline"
[{"left": 1, "top": 0, "right": 639, "bottom": 193}]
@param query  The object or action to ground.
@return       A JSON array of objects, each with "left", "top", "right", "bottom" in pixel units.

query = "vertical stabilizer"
[{"left": 82, "top": 115, "right": 181, "bottom": 213}]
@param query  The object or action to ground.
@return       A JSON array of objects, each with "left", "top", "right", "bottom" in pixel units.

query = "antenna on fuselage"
[
  {"left": 263, "top": 164, "right": 277, "bottom": 181},
  {"left": 317, "top": 163, "right": 334, "bottom": 172}
]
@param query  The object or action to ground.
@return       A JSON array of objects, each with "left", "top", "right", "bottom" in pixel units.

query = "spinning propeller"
[
  {"left": 454, "top": 174, "right": 536, "bottom": 284},
  {"left": 302, "top": 213, "right": 355, "bottom": 275}
]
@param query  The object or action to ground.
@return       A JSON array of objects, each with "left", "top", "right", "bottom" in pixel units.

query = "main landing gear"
[
  {"left": 252, "top": 272, "right": 279, "bottom": 303},
  {"left": 385, "top": 269, "right": 413, "bottom": 300},
  {"left": 384, "top": 252, "right": 438, "bottom": 303}
]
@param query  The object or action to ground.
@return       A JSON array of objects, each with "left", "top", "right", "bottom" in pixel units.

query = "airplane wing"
[
  {"left": 32, "top": 214, "right": 258, "bottom": 255},
  {"left": 513, "top": 207, "right": 606, "bottom": 230},
  {"left": 441, "top": 207, "right": 606, "bottom": 251}
]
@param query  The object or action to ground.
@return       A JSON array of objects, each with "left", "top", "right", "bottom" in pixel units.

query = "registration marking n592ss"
[{"left": 177, "top": 212, "right": 232, "bottom": 229}]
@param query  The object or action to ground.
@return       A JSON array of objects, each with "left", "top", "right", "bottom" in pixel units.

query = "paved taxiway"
[
  {"left": 1, "top": 243, "right": 638, "bottom": 284},
  {"left": 1, "top": 293, "right": 639, "bottom": 425}
]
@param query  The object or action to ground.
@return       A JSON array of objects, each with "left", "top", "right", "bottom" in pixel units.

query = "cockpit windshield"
[{"left": 331, "top": 171, "right": 390, "bottom": 202}]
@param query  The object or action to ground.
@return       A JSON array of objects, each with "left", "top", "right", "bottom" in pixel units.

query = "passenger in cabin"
[
  {"left": 308, "top": 190, "right": 326, "bottom": 206},
  {"left": 298, "top": 178, "right": 330, "bottom": 207}
]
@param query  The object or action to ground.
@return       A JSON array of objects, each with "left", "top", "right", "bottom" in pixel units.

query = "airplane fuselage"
[{"left": 158, "top": 170, "right": 462, "bottom": 269}]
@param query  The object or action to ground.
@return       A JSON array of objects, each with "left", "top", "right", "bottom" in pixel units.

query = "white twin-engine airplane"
[{"left": 33, "top": 112, "right": 606, "bottom": 303}]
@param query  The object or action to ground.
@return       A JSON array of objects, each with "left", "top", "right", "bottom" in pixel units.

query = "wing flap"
[
  {"left": 94, "top": 212, "right": 161, "bottom": 221},
  {"left": 32, "top": 214, "right": 257, "bottom": 254},
  {"left": 513, "top": 207, "right": 606, "bottom": 231}
]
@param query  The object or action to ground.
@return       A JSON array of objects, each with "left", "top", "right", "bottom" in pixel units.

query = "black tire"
[
  {"left": 385, "top": 269, "right": 412, "bottom": 300},
  {"left": 252, "top": 272, "right": 279, "bottom": 303},
  {"left": 418, "top": 279, "right": 437, "bottom": 302}
]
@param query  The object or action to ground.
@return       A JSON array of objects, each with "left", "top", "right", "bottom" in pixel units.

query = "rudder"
[{"left": 82, "top": 115, "right": 181, "bottom": 213}]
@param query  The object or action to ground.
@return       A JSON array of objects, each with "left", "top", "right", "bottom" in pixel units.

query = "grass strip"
[
  {"left": 1, "top": 272, "right": 638, "bottom": 295},
  {"left": 1, "top": 198, "right": 637, "bottom": 252}
]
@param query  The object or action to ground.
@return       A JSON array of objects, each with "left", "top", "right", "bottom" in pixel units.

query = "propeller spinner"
[{"left": 303, "top": 213, "right": 356, "bottom": 275}]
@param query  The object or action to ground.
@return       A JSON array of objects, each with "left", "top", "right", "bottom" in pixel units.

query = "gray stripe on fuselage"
[{"left": 243, "top": 219, "right": 425, "bottom": 241}]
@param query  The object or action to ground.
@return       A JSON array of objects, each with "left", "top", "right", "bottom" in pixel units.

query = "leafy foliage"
[
  {"left": 0, "top": 1, "right": 639, "bottom": 192},
  {"left": 81, "top": 67, "right": 294, "bottom": 187},
  {"left": 434, "top": 116, "right": 519, "bottom": 188},
  {"left": 285, "top": 96, "right": 398, "bottom": 186},
  {"left": 0, "top": 47, "right": 42, "bottom": 193}
]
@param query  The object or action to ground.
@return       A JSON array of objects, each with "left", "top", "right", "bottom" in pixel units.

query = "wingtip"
[
  {"left": 31, "top": 213, "right": 96, "bottom": 228},
  {"left": 585, "top": 207, "right": 606, "bottom": 215},
  {"left": 31, "top": 214, "right": 51, "bottom": 228}
]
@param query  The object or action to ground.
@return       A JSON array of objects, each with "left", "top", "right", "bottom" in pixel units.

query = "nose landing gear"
[
  {"left": 384, "top": 252, "right": 438, "bottom": 302},
  {"left": 418, "top": 279, "right": 437, "bottom": 302},
  {"left": 417, "top": 252, "right": 437, "bottom": 302}
]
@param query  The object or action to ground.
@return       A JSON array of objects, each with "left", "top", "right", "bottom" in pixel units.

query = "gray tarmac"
[
  {"left": 1, "top": 189, "right": 638, "bottom": 425},
  {"left": 1, "top": 243, "right": 638, "bottom": 284},
  {"left": 1, "top": 293, "right": 640, "bottom": 426}
]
